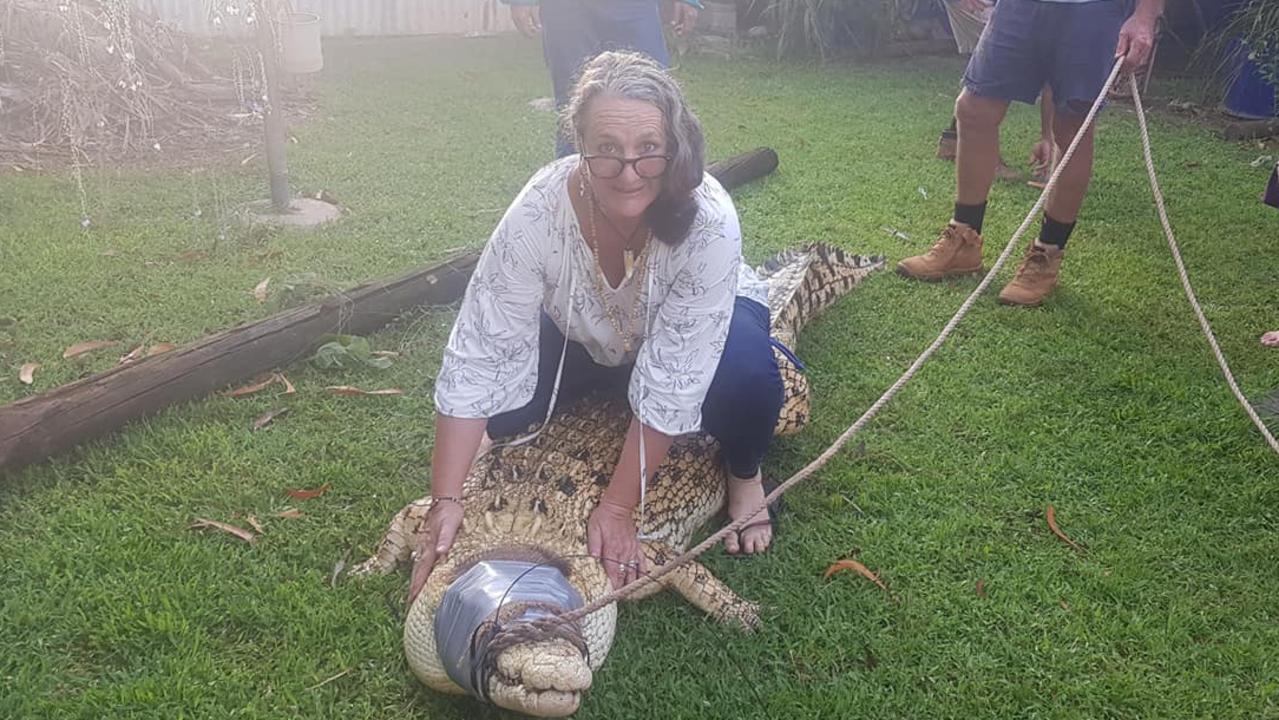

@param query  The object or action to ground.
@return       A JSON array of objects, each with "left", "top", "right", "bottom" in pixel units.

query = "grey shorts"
[{"left": 963, "top": 0, "right": 1133, "bottom": 113}]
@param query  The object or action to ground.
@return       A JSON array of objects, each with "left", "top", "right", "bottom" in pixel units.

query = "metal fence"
[{"left": 136, "top": 0, "right": 517, "bottom": 37}]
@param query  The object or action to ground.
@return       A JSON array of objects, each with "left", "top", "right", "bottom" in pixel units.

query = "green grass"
[{"left": 3, "top": 37, "right": 1279, "bottom": 720}]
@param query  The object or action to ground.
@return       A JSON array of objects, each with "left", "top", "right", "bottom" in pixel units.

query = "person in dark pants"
[
  {"left": 503, "top": 0, "right": 702, "bottom": 157},
  {"left": 898, "top": 0, "right": 1163, "bottom": 307}
]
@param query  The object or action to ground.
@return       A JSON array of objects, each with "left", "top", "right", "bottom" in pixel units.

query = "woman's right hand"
[{"left": 407, "top": 499, "right": 465, "bottom": 605}]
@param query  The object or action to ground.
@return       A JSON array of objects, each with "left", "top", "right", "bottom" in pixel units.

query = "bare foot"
[
  {"left": 723, "top": 471, "right": 773, "bottom": 555},
  {"left": 1262, "top": 331, "right": 1279, "bottom": 348}
]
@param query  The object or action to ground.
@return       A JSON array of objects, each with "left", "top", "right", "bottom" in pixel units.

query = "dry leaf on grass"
[
  {"left": 278, "top": 374, "right": 296, "bottom": 395},
  {"left": 252, "top": 407, "right": 289, "bottom": 431},
  {"left": 286, "top": 482, "right": 331, "bottom": 500},
  {"left": 19, "top": 363, "right": 39, "bottom": 385},
  {"left": 276, "top": 508, "right": 304, "bottom": 519},
  {"left": 823, "top": 559, "right": 888, "bottom": 591},
  {"left": 63, "top": 340, "right": 120, "bottom": 359},
  {"left": 324, "top": 386, "right": 404, "bottom": 397},
  {"left": 253, "top": 277, "right": 271, "bottom": 303},
  {"left": 1046, "top": 505, "right": 1085, "bottom": 552},
  {"left": 189, "top": 518, "right": 256, "bottom": 543},
  {"left": 246, "top": 515, "right": 267, "bottom": 535},
  {"left": 118, "top": 344, "right": 146, "bottom": 365},
  {"left": 975, "top": 579, "right": 988, "bottom": 599},
  {"left": 147, "top": 343, "right": 177, "bottom": 357},
  {"left": 225, "top": 373, "right": 279, "bottom": 398}
]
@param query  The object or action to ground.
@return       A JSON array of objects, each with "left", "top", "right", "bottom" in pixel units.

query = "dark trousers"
[
  {"left": 488, "top": 297, "right": 785, "bottom": 479},
  {"left": 539, "top": 0, "right": 671, "bottom": 157}
]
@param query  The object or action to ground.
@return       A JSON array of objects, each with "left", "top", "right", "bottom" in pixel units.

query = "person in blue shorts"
[
  {"left": 898, "top": 0, "right": 1163, "bottom": 307},
  {"left": 502, "top": 0, "right": 702, "bottom": 157}
]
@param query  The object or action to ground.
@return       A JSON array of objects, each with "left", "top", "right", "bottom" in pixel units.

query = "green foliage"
[{"left": 311, "top": 335, "right": 392, "bottom": 371}]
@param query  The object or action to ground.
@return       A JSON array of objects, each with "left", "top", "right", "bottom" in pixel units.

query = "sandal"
[{"left": 729, "top": 477, "right": 784, "bottom": 554}]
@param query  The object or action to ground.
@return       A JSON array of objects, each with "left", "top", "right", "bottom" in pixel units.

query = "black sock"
[
  {"left": 942, "top": 116, "right": 958, "bottom": 139},
  {"left": 953, "top": 202, "right": 987, "bottom": 233},
  {"left": 1038, "top": 214, "right": 1076, "bottom": 248}
]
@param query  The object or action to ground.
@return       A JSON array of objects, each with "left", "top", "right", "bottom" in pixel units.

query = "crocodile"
[{"left": 353, "top": 243, "right": 884, "bottom": 716}]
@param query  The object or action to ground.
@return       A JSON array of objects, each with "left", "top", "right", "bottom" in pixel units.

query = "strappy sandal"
[{"left": 730, "top": 477, "right": 784, "bottom": 555}]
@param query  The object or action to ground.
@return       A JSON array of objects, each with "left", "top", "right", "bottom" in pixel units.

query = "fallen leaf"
[
  {"left": 370, "top": 350, "right": 400, "bottom": 359},
  {"left": 252, "top": 407, "right": 289, "bottom": 430},
  {"left": 246, "top": 515, "right": 267, "bottom": 535},
  {"left": 276, "top": 508, "right": 304, "bottom": 519},
  {"left": 118, "top": 344, "right": 146, "bottom": 365},
  {"left": 146, "top": 343, "right": 177, "bottom": 357},
  {"left": 189, "top": 517, "right": 256, "bottom": 543},
  {"left": 975, "top": 579, "right": 988, "bottom": 599},
  {"left": 277, "top": 373, "right": 296, "bottom": 395},
  {"left": 240, "top": 152, "right": 258, "bottom": 165},
  {"left": 823, "top": 559, "right": 888, "bottom": 591},
  {"left": 324, "top": 386, "right": 404, "bottom": 397},
  {"left": 286, "top": 482, "right": 331, "bottom": 500},
  {"left": 253, "top": 277, "right": 271, "bottom": 303},
  {"left": 225, "top": 373, "right": 278, "bottom": 398},
  {"left": 19, "top": 362, "right": 39, "bottom": 385},
  {"left": 63, "top": 340, "right": 120, "bottom": 359},
  {"left": 1059, "top": 599, "right": 1071, "bottom": 611},
  {"left": 1046, "top": 505, "right": 1085, "bottom": 552}
]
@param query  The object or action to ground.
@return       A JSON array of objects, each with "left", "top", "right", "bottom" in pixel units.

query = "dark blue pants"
[
  {"left": 488, "top": 297, "right": 784, "bottom": 478},
  {"left": 539, "top": 0, "right": 670, "bottom": 157}
]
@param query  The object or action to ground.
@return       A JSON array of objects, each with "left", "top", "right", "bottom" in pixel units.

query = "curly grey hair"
[{"left": 561, "top": 50, "right": 706, "bottom": 245}]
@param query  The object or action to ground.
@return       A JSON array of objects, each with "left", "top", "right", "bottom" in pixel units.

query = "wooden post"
[
  {"left": 254, "top": 0, "right": 291, "bottom": 212},
  {"left": 0, "top": 254, "right": 478, "bottom": 478}
]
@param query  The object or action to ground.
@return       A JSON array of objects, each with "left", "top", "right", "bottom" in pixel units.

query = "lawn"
[{"left": 2, "top": 36, "right": 1278, "bottom": 720}]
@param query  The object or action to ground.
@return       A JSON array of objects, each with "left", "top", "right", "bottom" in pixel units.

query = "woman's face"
[{"left": 580, "top": 95, "right": 668, "bottom": 224}]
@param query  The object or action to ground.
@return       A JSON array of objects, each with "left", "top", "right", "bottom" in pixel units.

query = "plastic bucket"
[{"left": 280, "top": 12, "right": 322, "bottom": 75}]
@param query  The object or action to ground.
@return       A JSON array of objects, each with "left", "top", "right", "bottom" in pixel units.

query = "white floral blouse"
[{"left": 435, "top": 156, "right": 768, "bottom": 436}]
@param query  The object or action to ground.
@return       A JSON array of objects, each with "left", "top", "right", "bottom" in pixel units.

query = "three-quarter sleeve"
[
  {"left": 434, "top": 188, "right": 549, "bottom": 419},
  {"left": 628, "top": 184, "right": 741, "bottom": 436}
]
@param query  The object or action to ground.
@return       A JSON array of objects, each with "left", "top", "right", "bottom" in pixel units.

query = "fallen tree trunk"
[
  {"left": 707, "top": 147, "right": 779, "bottom": 189},
  {"left": 1222, "top": 118, "right": 1279, "bottom": 142},
  {"left": 0, "top": 147, "right": 780, "bottom": 478},
  {"left": 0, "top": 254, "right": 478, "bottom": 477}
]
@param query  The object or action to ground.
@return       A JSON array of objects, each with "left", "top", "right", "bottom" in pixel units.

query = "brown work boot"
[
  {"left": 998, "top": 243, "right": 1064, "bottom": 306},
  {"left": 937, "top": 133, "right": 957, "bottom": 160},
  {"left": 896, "top": 223, "right": 984, "bottom": 281}
]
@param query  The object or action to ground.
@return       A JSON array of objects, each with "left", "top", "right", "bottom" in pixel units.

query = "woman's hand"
[
  {"left": 407, "top": 499, "right": 464, "bottom": 605},
  {"left": 587, "top": 499, "right": 645, "bottom": 590}
]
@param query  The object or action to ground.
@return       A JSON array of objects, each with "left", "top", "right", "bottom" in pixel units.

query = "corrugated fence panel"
[{"left": 136, "top": 0, "right": 515, "bottom": 37}]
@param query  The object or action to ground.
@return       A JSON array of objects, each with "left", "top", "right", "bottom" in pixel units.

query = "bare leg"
[
  {"left": 1044, "top": 108, "right": 1096, "bottom": 224},
  {"left": 955, "top": 89, "right": 1011, "bottom": 209}
]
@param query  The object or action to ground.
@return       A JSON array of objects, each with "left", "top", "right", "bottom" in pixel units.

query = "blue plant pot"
[{"left": 1224, "top": 40, "right": 1278, "bottom": 120}]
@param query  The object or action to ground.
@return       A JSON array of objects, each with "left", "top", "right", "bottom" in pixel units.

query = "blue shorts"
[{"left": 964, "top": 0, "right": 1134, "bottom": 114}]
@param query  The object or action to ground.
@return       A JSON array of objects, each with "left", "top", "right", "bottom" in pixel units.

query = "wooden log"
[
  {"left": 1221, "top": 118, "right": 1279, "bottom": 142},
  {"left": 0, "top": 147, "right": 780, "bottom": 477},
  {"left": 707, "top": 147, "right": 779, "bottom": 189},
  {"left": 0, "top": 254, "right": 477, "bottom": 478}
]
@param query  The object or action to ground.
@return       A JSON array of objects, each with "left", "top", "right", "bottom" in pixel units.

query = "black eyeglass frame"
[{"left": 581, "top": 153, "right": 672, "bottom": 180}]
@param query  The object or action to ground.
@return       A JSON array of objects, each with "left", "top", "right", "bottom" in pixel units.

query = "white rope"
[
  {"left": 525, "top": 57, "right": 1276, "bottom": 633},
  {"left": 548, "top": 58, "right": 1129, "bottom": 625},
  {"left": 1128, "top": 74, "right": 1279, "bottom": 455}
]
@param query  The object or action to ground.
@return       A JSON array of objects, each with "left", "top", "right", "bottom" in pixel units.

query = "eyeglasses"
[{"left": 582, "top": 154, "right": 671, "bottom": 180}]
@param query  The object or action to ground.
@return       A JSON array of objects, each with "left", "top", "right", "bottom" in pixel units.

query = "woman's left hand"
[{"left": 587, "top": 499, "right": 646, "bottom": 590}]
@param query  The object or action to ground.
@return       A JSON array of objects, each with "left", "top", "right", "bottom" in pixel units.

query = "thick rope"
[
  {"left": 1128, "top": 74, "right": 1279, "bottom": 455},
  {"left": 509, "top": 57, "right": 1275, "bottom": 640},
  {"left": 528, "top": 58, "right": 1129, "bottom": 630}
]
